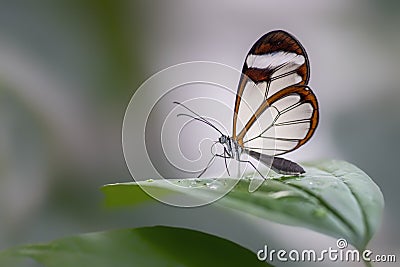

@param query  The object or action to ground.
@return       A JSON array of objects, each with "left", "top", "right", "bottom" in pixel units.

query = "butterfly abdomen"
[{"left": 246, "top": 150, "right": 305, "bottom": 175}]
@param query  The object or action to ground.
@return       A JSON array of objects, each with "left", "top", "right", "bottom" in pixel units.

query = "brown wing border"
[{"left": 237, "top": 85, "right": 319, "bottom": 154}]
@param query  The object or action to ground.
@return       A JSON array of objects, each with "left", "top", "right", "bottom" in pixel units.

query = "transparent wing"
[
  {"left": 241, "top": 85, "right": 318, "bottom": 156},
  {"left": 232, "top": 30, "right": 310, "bottom": 140}
]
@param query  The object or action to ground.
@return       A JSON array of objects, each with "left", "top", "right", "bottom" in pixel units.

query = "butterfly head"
[{"left": 218, "top": 135, "right": 229, "bottom": 145}]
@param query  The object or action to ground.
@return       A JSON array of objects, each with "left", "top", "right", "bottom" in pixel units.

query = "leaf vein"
[
  {"left": 311, "top": 165, "right": 369, "bottom": 248},
  {"left": 277, "top": 179, "right": 358, "bottom": 236}
]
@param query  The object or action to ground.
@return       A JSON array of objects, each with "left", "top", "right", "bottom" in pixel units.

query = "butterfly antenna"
[{"left": 173, "top": 101, "right": 224, "bottom": 135}]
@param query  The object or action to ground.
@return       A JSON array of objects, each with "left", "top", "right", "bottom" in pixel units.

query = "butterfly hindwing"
[{"left": 240, "top": 85, "right": 318, "bottom": 156}]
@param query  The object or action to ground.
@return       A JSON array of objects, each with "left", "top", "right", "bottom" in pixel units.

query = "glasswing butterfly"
[{"left": 175, "top": 30, "right": 319, "bottom": 181}]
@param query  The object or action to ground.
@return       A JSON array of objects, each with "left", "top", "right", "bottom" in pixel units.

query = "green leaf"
[
  {"left": 102, "top": 160, "right": 384, "bottom": 250},
  {"left": 0, "top": 226, "right": 271, "bottom": 267}
]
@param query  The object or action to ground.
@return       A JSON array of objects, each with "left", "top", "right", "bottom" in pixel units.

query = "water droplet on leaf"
[{"left": 268, "top": 191, "right": 295, "bottom": 199}]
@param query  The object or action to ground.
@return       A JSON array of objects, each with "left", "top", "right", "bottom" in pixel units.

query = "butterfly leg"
[
  {"left": 197, "top": 153, "right": 217, "bottom": 178},
  {"left": 212, "top": 150, "right": 232, "bottom": 177},
  {"left": 223, "top": 147, "right": 230, "bottom": 176},
  {"left": 237, "top": 159, "right": 265, "bottom": 180}
]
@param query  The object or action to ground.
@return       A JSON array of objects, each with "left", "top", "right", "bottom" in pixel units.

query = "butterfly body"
[
  {"left": 218, "top": 133, "right": 305, "bottom": 176},
  {"left": 218, "top": 135, "right": 242, "bottom": 161}
]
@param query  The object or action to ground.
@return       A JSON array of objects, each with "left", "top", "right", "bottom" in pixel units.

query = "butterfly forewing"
[{"left": 232, "top": 30, "right": 318, "bottom": 158}]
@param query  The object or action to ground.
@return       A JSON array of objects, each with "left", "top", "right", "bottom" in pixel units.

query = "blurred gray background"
[{"left": 0, "top": 1, "right": 399, "bottom": 266}]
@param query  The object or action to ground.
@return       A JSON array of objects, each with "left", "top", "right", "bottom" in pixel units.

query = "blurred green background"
[{"left": 0, "top": 1, "right": 399, "bottom": 266}]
